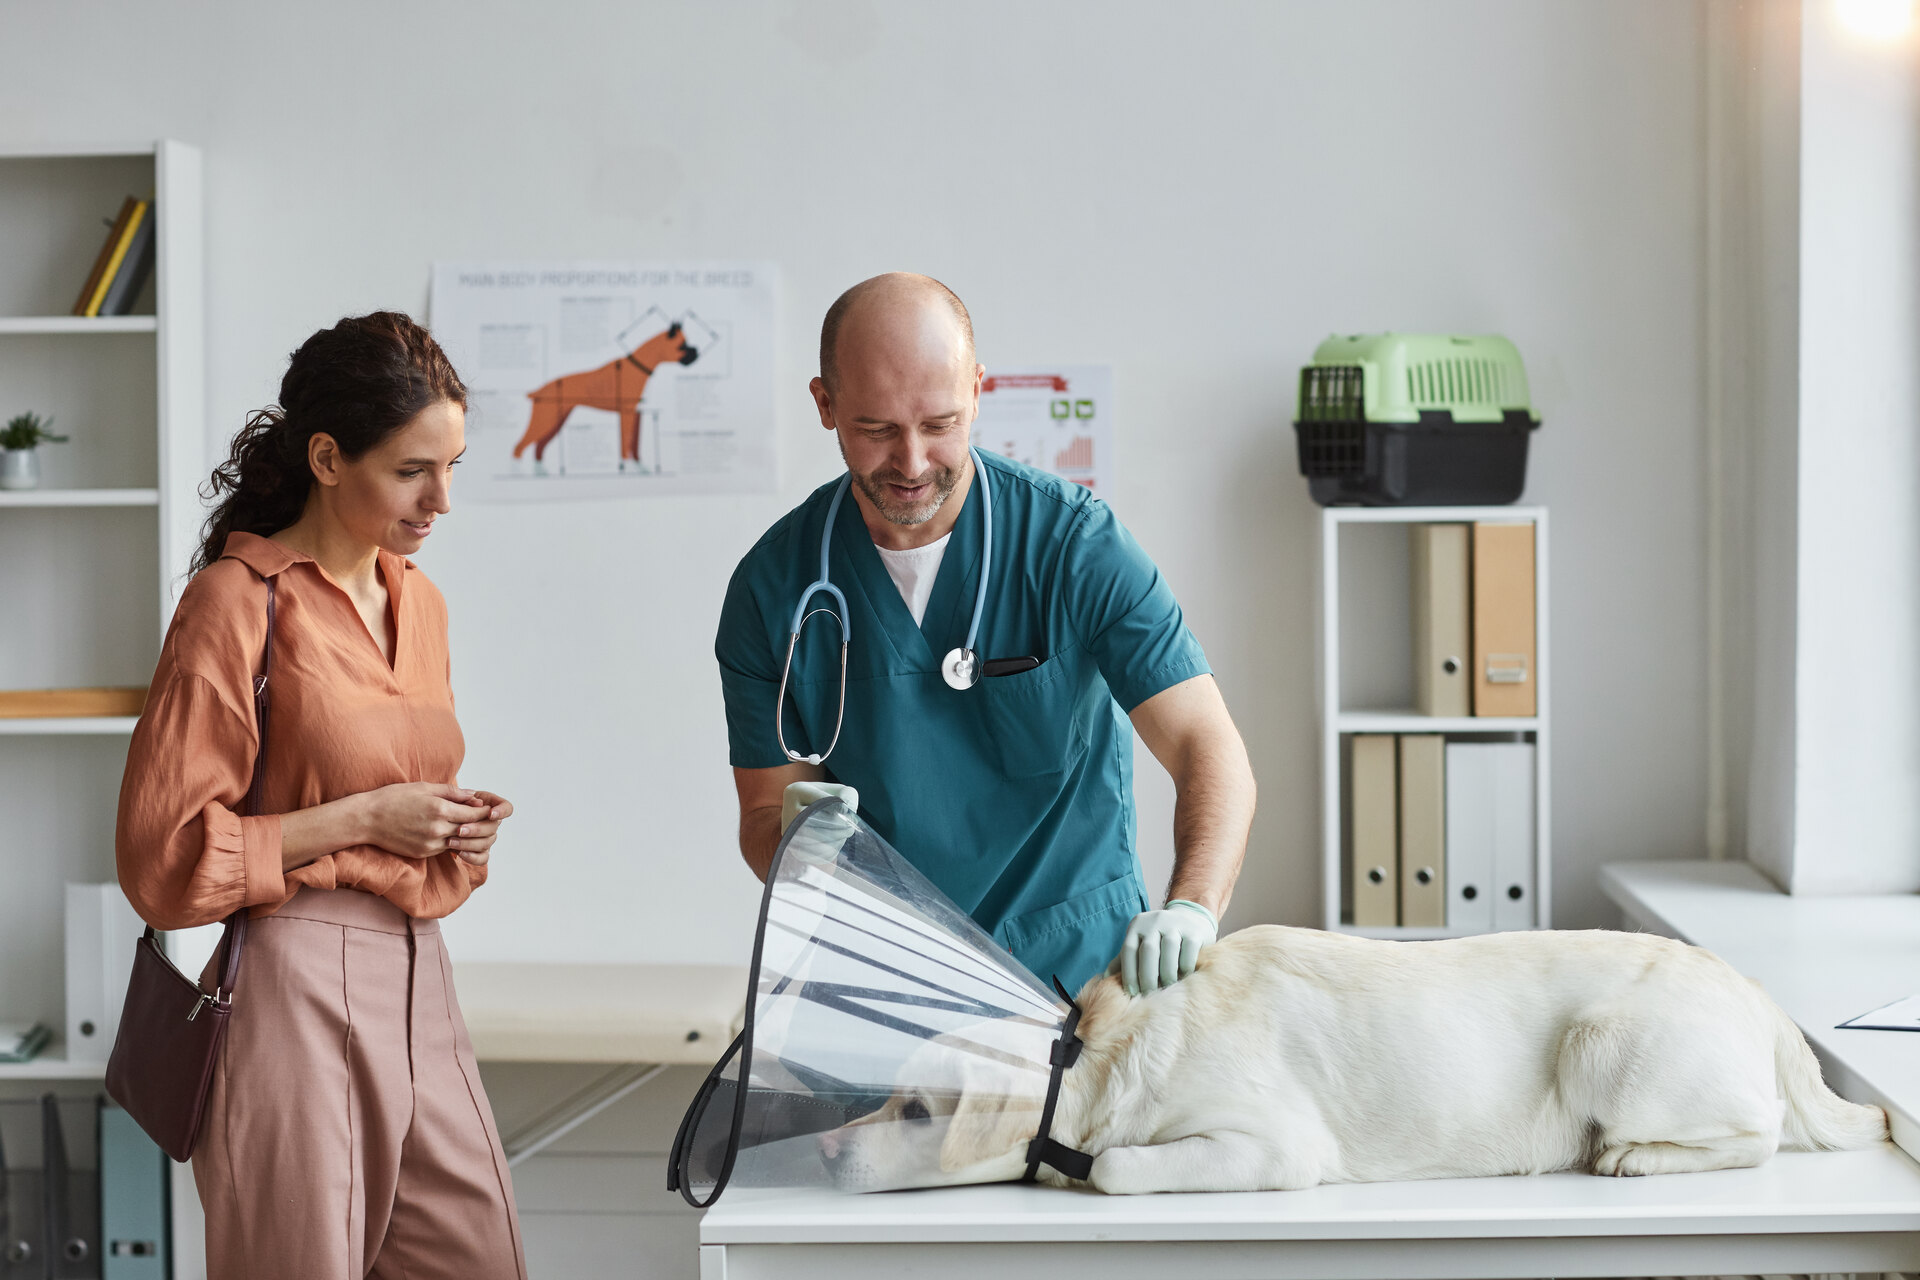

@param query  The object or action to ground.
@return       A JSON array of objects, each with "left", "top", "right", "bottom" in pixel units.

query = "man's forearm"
[
  {"left": 1163, "top": 738, "right": 1257, "bottom": 921},
  {"left": 740, "top": 804, "right": 784, "bottom": 882}
]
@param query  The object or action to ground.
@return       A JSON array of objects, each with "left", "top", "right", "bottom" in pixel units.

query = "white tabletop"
[
  {"left": 1600, "top": 859, "right": 1920, "bottom": 1157},
  {"left": 702, "top": 1147, "right": 1920, "bottom": 1244},
  {"left": 698, "top": 878, "right": 1920, "bottom": 1277}
]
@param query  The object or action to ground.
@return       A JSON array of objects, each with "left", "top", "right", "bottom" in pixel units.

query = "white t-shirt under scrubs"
[{"left": 874, "top": 533, "right": 951, "bottom": 627}]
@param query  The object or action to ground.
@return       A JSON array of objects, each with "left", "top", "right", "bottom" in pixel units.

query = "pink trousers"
[{"left": 194, "top": 889, "right": 526, "bottom": 1280}]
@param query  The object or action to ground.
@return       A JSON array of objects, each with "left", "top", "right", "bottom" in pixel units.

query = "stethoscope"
[{"left": 776, "top": 447, "right": 995, "bottom": 766}]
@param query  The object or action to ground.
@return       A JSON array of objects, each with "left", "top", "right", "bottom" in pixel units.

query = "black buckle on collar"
[{"left": 1021, "top": 976, "right": 1096, "bottom": 1184}]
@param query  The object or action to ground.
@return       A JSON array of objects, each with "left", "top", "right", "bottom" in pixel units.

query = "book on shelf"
[
  {"left": 1472, "top": 521, "right": 1536, "bottom": 717},
  {"left": 0, "top": 1020, "right": 52, "bottom": 1063},
  {"left": 1410, "top": 523, "right": 1472, "bottom": 717},
  {"left": 1397, "top": 734, "right": 1447, "bottom": 927},
  {"left": 1444, "top": 741, "right": 1535, "bottom": 930},
  {"left": 1346, "top": 734, "right": 1399, "bottom": 926},
  {"left": 99, "top": 203, "right": 156, "bottom": 316},
  {"left": 70, "top": 196, "right": 152, "bottom": 318},
  {"left": 71, "top": 196, "right": 138, "bottom": 315}
]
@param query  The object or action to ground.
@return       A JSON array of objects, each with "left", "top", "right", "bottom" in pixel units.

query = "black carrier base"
[{"left": 1294, "top": 409, "right": 1538, "bottom": 507}]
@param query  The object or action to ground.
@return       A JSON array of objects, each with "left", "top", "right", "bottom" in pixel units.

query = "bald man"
[{"left": 714, "top": 273, "right": 1256, "bottom": 995}]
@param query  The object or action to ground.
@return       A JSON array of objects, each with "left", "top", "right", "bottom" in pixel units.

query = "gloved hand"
[
  {"left": 1112, "top": 899, "right": 1218, "bottom": 996},
  {"left": 780, "top": 780, "right": 860, "bottom": 833}
]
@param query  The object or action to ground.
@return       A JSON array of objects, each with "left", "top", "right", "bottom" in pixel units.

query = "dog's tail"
[{"left": 1766, "top": 987, "right": 1888, "bottom": 1150}]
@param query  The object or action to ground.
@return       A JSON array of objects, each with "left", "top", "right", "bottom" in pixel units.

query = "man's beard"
[{"left": 848, "top": 459, "right": 963, "bottom": 526}]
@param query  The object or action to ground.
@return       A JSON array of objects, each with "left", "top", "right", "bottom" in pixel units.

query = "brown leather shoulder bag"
[{"left": 106, "top": 575, "right": 274, "bottom": 1161}]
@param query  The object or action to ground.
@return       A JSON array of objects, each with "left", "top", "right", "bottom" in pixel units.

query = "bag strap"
[{"left": 247, "top": 576, "right": 275, "bottom": 818}]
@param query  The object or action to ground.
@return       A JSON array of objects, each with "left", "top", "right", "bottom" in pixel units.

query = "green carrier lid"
[{"left": 1296, "top": 333, "right": 1538, "bottom": 425}]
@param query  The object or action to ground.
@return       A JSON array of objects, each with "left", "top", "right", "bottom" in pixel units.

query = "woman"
[{"left": 117, "top": 312, "right": 525, "bottom": 1279}]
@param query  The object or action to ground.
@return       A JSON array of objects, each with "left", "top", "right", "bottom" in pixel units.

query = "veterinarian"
[{"left": 715, "top": 273, "right": 1257, "bottom": 994}]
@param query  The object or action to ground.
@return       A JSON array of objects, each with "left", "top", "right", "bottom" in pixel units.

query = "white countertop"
[{"left": 1600, "top": 858, "right": 1920, "bottom": 1157}]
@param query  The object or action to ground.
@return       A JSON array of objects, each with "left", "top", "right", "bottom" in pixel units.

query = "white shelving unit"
[
  {"left": 1318, "top": 505, "right": 1551, "bottom": 940},
  {"left": 0, "top": 139, "right": 203, "bottom": 1061}
]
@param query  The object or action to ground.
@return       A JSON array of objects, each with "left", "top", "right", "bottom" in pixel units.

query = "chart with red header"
[{"left": 973, "top": 364, "right": 1113, "bottom": 496}]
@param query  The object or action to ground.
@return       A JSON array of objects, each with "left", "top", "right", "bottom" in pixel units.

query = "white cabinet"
[{"left": 1317, "top": 505, "right": 1551, "bottom": 937}]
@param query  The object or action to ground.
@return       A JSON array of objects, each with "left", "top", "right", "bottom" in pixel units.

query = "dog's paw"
[
  {"left": 1593, "top": 1143, "right": 1667, "bottom": 1177},
  {"left": 1593, "top": 1145, "right": 1636, "bottom": 1177},
  {"left": 1088, "top": 1148, "right": 1156, "bottom": 1195}
]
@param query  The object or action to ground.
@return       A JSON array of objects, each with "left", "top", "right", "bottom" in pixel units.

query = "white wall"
[
  {"left": 3, "top": 0, "right": 1709, "bottom": 964},
  {"left": 1710, "top": 0, "right": 1805, "bottom": 886}
]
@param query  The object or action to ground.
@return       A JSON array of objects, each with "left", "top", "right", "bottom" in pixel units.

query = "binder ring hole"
[
  {"left": 1415, "top": 868, "right": 1433, "bottom": 885},
  {"left": 1461, "top": 885, "right": 1478, "bottom": 900},
  {"left": 1507, "top": 885, "right": 1524, "bottom": 900},
  {"left": 1367, "top": 867, "right": 1386, "bottom": 885}
]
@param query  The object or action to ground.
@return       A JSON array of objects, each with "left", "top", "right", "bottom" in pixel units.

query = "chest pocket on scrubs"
[{"left": 977, "top": 650, "right": 1089, "bottom": 778}]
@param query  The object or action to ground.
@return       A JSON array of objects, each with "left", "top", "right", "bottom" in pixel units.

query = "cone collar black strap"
[{"left": 1022, "top": 977, "right": 1095, "bottom": 1184}]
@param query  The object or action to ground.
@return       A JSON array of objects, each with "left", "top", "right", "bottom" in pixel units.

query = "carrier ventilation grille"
[{"left": 1408, "top": 358, "right": 1513, "bottom": 408}]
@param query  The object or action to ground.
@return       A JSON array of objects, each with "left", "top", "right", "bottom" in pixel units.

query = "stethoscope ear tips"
[{"left": 942, "top": 647, "right": 980, "bottom": 691}]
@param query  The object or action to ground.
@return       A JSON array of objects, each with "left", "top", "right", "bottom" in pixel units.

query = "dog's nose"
[{"left": 818, "top": 1129, "right": 842, "bottom": 1162}]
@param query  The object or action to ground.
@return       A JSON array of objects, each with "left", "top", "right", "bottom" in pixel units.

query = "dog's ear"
[{"left": 938, "top": 1065, "right": 1038, "bottom": 1173}]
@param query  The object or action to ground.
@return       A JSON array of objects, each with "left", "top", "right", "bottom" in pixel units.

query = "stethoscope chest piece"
[{"left": 941, "top": 647, "right": 980, "bottom": 691}]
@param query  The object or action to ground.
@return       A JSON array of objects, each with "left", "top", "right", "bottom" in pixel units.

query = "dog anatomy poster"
[
  {"left": 972, "top": 365, "right": 1114, "bottom": 496},
  {"left": 429, "top": 261, "right": 776, "bottom": 499}
]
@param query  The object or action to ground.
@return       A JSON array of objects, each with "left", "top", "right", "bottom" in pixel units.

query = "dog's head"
[
  {"left": 817, "top": 1045, "right": 1043, "bottom": 1192},
  {"left": 635, "top": 323, "right": 699, "bottom": 368}
]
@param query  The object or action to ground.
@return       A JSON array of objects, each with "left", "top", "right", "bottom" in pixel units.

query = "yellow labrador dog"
[{"left": 821, "top": 926, "right": 1888, "bottom": 1194}]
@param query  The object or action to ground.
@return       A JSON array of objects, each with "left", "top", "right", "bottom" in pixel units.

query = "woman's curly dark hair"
[{"left": 192, "top": 311, "right": 467, "bottom": 575}]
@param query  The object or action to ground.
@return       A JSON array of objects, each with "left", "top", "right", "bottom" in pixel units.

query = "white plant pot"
[{"left": 0, "top": 448, "right": 40, "bottom": 490}]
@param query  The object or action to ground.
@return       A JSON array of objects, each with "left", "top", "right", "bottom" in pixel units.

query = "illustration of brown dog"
[{"left": 512, "top": 324, "right": 700, "bottom": 467}]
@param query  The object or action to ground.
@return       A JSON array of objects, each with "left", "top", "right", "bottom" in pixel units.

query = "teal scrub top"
[{"left": 715, "top": 451, "right": 1210, "bottom": 991}]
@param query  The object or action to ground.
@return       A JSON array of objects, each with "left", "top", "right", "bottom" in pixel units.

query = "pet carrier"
[{"left": 1293, "top": 333, "right": 1540, "bottom": 506}]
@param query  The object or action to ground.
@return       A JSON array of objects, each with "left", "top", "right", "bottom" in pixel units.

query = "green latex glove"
[
  {"left": 780, "top": 781, "right": 860, "bottom": 833},
  {"left": 1114, "top": 899, "right": 1218, "bottom": 996}
]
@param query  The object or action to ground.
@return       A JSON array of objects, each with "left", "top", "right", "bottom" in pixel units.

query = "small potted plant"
[{"left": 1, "top": 412, "right": 68, "bottom": 490}]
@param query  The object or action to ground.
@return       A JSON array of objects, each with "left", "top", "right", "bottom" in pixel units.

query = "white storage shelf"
[
  {"left": 0, "top": 142, "right": 201, "bottom": 1077},
  {"left": 1318, "top": 505, "right": 1551, "bottom": 939},
  {"left": 0, "top": 1041, "right": 105, "bottom": 1081},
  {"left": 0, "top": 488, "right": 160, "bottom": 507},
  {"left": 0, "top": 316, "right": 156, "bottom": 335},
  {"left": 0, "top": 717, "right": 139, "bottom": 735}
]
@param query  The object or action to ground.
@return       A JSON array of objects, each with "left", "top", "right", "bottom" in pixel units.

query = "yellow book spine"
[
  {"left": 72, "top": 197, "right": 136, "bottom": 316},
  {"left": 85, "top": 199, "right": 146, "bottom": 318}
]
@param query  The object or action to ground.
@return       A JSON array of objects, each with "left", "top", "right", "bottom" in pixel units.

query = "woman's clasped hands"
[{"left": 359, "top": 781, "right": 514, "bottom": 867}]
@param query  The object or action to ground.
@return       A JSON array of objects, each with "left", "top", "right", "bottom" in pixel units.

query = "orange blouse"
[{"left": 117, "top": 531, "right": 485, "bottom": 929}]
